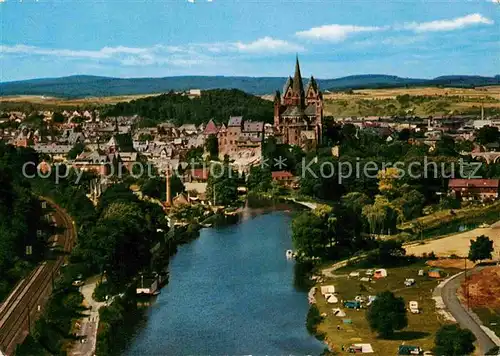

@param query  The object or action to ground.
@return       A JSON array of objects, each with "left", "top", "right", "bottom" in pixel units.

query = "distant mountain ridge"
[{"left": 1, "top": 74, "right": 499, "bottom": 98}]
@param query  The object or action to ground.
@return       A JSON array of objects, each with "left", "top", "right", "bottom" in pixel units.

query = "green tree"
[
  {"left": 206, "top": 163, "right": 238, "bottom": 206},
  {"left": 292, "top": 211, "right": 329, "bottom": 258},
  {"left": 247, "top": 166, "right": 272, "bottom": 192},
  {"left": 434, "top": 324, "right": 476, "bottom": 356},
  {"left": 366, "top": 291, "right": 408, "bottom": 338},
  {"left": 138, "top": 133, "right": 153, "bottom": 141},
  {"left": 377, "top": 240, "right": 406, "bottom": 266},
  {"left": 477, "top": 126, "right": 499, "bottom": 146},
  {"left": 67, "top": 142, "right": 86, "bottom": 160},
  {"left": 205, "top": 134, "right": 219, "bottom": 159},
  {"left": 52, "top": 112, "right": 65, "bottom": 124},
  {"left": 468, "top": 235, "right": 494, "bottom": 262}
]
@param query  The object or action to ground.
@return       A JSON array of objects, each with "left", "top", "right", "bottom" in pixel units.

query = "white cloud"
[
  {"left": 404, "top": 13, "right": 494, "bottom": 32},
  {"left": 0, "top": 44, "right": 151, "bottom": 59},
  {"left": 233, "top": 37, "right": 304, "bottom": 53},
  {"left": 489, "top": 0, "right": 500, "bottom": 4},
  {"left": 0, "top": 37, "right": 302, "bottom": 68},
  {"left": 295, "top": 24, "right": 385, "bottom": 42}
]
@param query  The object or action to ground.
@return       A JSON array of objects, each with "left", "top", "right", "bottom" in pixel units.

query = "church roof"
[
  {"left": 306, "top": 76, "right": 319, "bottom": 93},
  {"left": 292, "top": 56, "right": 305, "bottom": 97},
  {"left": 304, "top": 104, "right": 317, "bottom": 116},
  {"left": 282, "top": 106, "right": 306, "bottom": 117},
  {"left": 283, "top": 77, "right": 293, "bottom": 95}
]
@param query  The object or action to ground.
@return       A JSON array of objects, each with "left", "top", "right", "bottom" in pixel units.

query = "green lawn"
[
  {"left": 315, "top": 262, "right": 458, "bottom": 355},
  {"left": 473, "top": 307, "right": 500, "bottom": 337}
]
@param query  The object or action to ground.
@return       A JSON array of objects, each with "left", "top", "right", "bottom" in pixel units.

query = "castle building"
[
  {"left": 218, "top": 116, "right": 264, "bottom": 158},
  {"left": 274, "top": 57, "right": 323, "bottom": 147}
]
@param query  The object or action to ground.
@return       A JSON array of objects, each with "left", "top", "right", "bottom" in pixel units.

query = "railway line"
[{"left": 0, "top": 198, "right": 76, "bottom": 355}]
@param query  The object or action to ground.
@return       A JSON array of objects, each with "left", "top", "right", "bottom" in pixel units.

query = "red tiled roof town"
[{"left": 448, "top": 179, "right": 500, "bottom": 189}]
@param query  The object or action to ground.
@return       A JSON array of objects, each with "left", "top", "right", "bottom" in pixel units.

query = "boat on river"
[{"left": 286, "top": 249, "right": 294, "bottom": 259}]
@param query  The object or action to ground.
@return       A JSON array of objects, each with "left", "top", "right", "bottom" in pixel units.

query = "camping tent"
[
  {"left": 332, "top": 308, "right": 346, "bottom": 317},
  {"left": 327, "top": 295, "right": 338, "bottom": 304},
  {"left": 428, "top": 269, "right": 441, "bottom": 278},
  {"left": 320, "top": 285, "right": 335, "bottom": 295},
  {"left": 374, "top": 269, "right": 388, "bottom": 279}
]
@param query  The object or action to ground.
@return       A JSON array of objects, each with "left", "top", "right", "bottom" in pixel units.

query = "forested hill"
[
  {"left": 1, "top": 74, "right": 499, "bottom": 98},
  {"left": 103, "top": 89, "right": 274, "bottom": 126}
]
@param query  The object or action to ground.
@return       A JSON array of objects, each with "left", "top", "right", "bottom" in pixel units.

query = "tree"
[
  {"left": 377, "top": 240, "right": 406, "bottom": 266},
  {"left": 67, "top": 142, "right": 86, "bottom": 160},
  {"left": 292, "top": 211, "right": 330, "bottom": 259},
  {"left": 206, "top": 163, "right": 238, "bottom": 206},
  {"left": 52, "top": 112, "right": 65, "bottom": 124},
  {"left": 366, "top": 291, "right": 408, "bottom": 338},
  {"left": 434, "top": 324, "right": 476, "bottom": 356},
  {"left": 138, "top": 133, "right": 153, "bottom": 141},
  {"left": 468, "top": 235, "right": 494, "bottom": 262},
  {"left": 205, "top": 134, "right": 219, "bottom": 159},
  {"left": 477, "top": 126, "right": 499, "bottom": 146},
  {"left": 247, "top": 166, "right": 272, "bottom": 192}
]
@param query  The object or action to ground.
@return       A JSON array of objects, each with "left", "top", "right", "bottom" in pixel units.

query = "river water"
[{"left": 124, "top": 211, "right": 325, "bottom": 355}]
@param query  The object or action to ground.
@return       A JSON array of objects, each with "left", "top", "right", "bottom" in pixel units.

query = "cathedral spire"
[{"left": 292, "top": 55, "right": 305, "bottom": 104}]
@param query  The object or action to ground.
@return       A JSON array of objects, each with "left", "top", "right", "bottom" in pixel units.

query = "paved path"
[
  {"left": 438, "top": 268, "right": 498, "bottom": 355},
  {"left": 69, "top": 280, "right": 106, "bottom": 356}
]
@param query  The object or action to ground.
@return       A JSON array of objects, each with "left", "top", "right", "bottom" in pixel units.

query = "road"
[
  {"left": 69, "top": 280, "right": 106, "bottom": 356},
  {"left": 0, "top": 198, "right": 76, "bottom": 356},
  {"left": 439, "top": 269, "right": 497, "bottom": 355}
]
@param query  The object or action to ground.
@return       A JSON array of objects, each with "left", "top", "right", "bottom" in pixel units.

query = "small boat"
[{"left": 286, "top": 249, "right": 294, "bottom": 259}]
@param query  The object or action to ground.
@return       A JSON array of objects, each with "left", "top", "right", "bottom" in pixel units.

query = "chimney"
[{"left": 165, "top": 167, "right": 172, "bottom": 206}]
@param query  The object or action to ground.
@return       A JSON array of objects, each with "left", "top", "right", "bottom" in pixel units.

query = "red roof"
[
  {"left": 191, "top": 168, "right": 209, "bottom": 181},
  {"left": 272, "top": 171, "right": 294, "bottom": 179},
  {"left": 203, "top": 119, "right": 219, "bottom": 135},
  {"left": 448, "top": 179, "right": 500, "bottom": 189}
]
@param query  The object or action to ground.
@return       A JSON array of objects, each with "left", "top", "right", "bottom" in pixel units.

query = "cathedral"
[{"left": 273, "top": 57, "right": 323, "bottom": 147}]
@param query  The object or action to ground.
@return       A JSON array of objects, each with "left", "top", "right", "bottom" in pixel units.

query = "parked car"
[
  {"left": 72, "top": 280, "right": 84, "bottom": 287},
  {"left": 404, "top": 278, "right": 416, "bottom": 286},
  {"left": 348, "top": 345, "right": 363, "bottom": 353}
]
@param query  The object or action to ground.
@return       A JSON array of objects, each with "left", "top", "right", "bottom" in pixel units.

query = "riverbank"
[{"left": 123, "top": 211, "right": 324, "bottom": 355}]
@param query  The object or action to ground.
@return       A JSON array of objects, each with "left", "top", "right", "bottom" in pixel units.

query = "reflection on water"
[{"left": 124, "top": 211, "right": 324, "bottom": 356}]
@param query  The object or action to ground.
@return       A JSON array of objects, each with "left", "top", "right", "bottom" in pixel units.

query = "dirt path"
[
  {"left": 69, "top": 277, "right": 107, "bottom": 356},
  {"left": 406, "top": 226, "right": 500, "bottom": 258}
]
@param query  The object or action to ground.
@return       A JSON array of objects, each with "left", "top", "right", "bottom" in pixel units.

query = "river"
[{"left": 124, "top": 210, "right": 325, "bottom": 355}]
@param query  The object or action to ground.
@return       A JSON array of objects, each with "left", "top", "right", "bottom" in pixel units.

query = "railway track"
[{"left": 0, "top": 199, "right": 76, "bottom": 355}]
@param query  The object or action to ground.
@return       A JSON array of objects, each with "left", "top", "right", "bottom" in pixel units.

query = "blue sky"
[{"left": 0, "top": 0, "right": 499, "bottom": 82}]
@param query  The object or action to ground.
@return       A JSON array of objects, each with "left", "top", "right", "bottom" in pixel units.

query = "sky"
[{"left": 0, "top": 0, "right": 499, "bottom": 82}]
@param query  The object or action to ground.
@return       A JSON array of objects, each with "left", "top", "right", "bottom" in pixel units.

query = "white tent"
[
  {"left": 327, "top": 295, "right": 338, "bottom": 304},
  {"left": 320, "top": 285, "right": 335, "bottom": 295},
  {"left": 332, "top": 308, "right": 346, "bottom": 317},
  {"left": 374, "top": 268, "right": 388, "bottom": 279}
]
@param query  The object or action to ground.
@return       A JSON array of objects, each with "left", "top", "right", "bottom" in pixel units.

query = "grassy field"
[
  {"left": 0, "top": 93, "right": 158, "bottom": 109},
  {"left": 315, "top": 262, "right": 459, "bottom": 355},
  {"left": 323, "top": 86, "right": 500, "bottom": 117},
  {"left": 473, "top": 307, "right": 500, "bottom": 337},
  {"left": 2, "top": 86, "right": 500, "bottom": 117}
]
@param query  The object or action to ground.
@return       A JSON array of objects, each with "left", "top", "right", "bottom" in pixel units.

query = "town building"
[
  {"left": 218, "top": 116, "right": 264, "bottom": 159},
  {"left": 448, "top": 178, "right": 500, "bottom": 201},
  {"left": 271, "top": 171, "right": 298, "bottom": 189},
  {"left": 273, "top": 57, "right": 323, "bottom": 148}
]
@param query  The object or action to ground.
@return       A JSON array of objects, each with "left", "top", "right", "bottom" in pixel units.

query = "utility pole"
[
  {"left": 26, "top": 305, "right": 31, "bottom": 334},
  {"left": 464, "top": 257, "right": 469, "bottom": 311}
]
